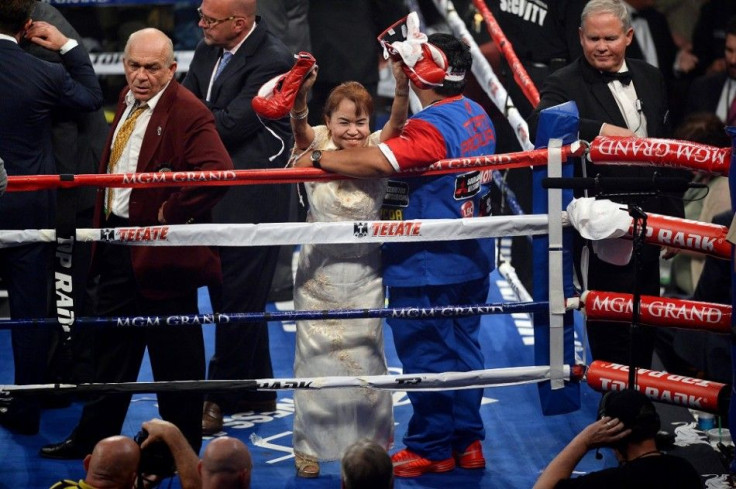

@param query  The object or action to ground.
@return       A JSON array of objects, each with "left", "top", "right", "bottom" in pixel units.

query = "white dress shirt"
[{"left": 108, "top": 84, "right": 169, "bottom": 218}]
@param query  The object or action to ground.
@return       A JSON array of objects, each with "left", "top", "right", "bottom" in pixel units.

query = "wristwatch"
[{"left": 310, "top": 150, "right": 322, "bottom": 169}]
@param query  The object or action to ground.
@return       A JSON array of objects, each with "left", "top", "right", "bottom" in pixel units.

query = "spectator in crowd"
[
  {"left": 341, "top": 439, "right": 394, "bottom": 489},
  {"left": 691, "top": 0, "right": 736, "bottom": 76},
  {"left": 529, "top": 0, "right": 684, "bottom": 370},
  {"left": 0, "top": 0, "right": 102, "bottom": 435},
  {"left": 140, "top": 418, "right": 252, "bottom": 489},
  {"left": 295, "top": 31, "right": 495, "bottom": 478},
  {"left": 182, "top": 0, "right": 293, "bottom": 435},
  {"left": 685, "top": 16, "right": 736, "bottom": 124},
  {"left": 40, "top": 27, "right": 232, "bottom": 460},
  {"left": 532, "top": 389, "right": 701, "bottom": 488},
  {"left": 288, "top": 59, "right": 407, "bottom": 478},
  {"left": 50, "top": 436, "right": 141, "bottom": 489}
]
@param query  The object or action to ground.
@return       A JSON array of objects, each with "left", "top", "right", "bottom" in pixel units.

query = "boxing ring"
[
  {"left": 1, "top": 123, "right": 734, "bottom": 488},
  {"left": 2, "top": 1, "right": 735, "bottom": 487}
]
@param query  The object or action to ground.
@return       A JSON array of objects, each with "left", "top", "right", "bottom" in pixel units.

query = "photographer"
[
  {"left": 140, "top": 419, "right": 252, "bottom": 489},
  {"left": 50, "top": 436, "right": 139, "bottom": 489},
  {"left": 140, "top": 419, "right": 199, "bottom": 489},
  {"left": 533, "top": 389, "right": 701, "bottom": 489}
]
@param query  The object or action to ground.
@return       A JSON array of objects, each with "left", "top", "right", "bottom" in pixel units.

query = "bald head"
[
  {"left": 198, "top": 0, "right": 256, "bottom": 49},
  {"left": 234, "top": 0, "right": 256, "bottom": 17},
  {"left": 199, "top": 437, "right": 252, "bottom": 489},
  {"left": 123, "top": 28, "right": 177, "bottom": 102},
  {"left": 84, "top": 436, "right": 140, "bottom": 489}
]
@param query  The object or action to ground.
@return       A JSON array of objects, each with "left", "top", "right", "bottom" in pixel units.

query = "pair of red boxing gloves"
[{"left": 251, "top": 12, "right": 451, "bottom": 120}]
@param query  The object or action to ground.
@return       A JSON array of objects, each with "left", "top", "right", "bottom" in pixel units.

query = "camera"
[{"left": 134, "top": 429, "right": 177, "bottom": 478}]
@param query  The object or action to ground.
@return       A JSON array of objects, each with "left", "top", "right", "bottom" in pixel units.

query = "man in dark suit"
[
  {"left": 22, "top": 0, "right": 110, "bottom": 389},
  {"left": 40, "top": 28, "right": 233, "bottom": 459},
  {"left": 0, "top": 0, "right": 103, "bottom": 435},
  {"left": 529, "top": 0, "right": 683, "bottom": 369},
  {"left": 182, "top": 0, "right": 293, "bottom": 435},
  {"left": 686, "top": 16, "right": 736, "bottom": 123}
]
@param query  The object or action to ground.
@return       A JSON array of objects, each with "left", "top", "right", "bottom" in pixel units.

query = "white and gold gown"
[{"left": 292, "top": 126, "right": 393, "bottom": 461}]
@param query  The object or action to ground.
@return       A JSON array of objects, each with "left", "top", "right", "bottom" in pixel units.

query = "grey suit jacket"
[{"left": 182, "top": 18, "right": 293, "bottom": 225}]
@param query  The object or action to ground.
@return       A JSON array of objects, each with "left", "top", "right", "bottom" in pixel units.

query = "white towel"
[{"left": 566, "top": 198, "right": 634, "bottom": 266}]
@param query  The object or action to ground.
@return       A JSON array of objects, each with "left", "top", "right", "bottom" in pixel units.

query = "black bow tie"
[{"left": 601, "top": 70, "right": 632, "bottom": 86}]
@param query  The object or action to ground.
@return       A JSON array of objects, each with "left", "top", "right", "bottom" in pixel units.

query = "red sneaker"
[
  {"left": 454, "top": 440, "right": 486, "bottom": 469},
  {"left": 391, "top": 448, "right": 455, "bottom": 478}
]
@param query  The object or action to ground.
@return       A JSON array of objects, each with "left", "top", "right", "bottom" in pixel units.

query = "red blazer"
[{"left": 94, "top": 81, "right": 234, "bottom": 299}]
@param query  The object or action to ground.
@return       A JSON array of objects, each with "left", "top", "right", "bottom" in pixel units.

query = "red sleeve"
[{"left": 383, "top": 118, "right": 447, "bottom": 170}]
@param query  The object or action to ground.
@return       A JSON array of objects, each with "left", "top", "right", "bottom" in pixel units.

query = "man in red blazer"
[{"left": 41, "top": 27, "right": 234, "bottom": 461}]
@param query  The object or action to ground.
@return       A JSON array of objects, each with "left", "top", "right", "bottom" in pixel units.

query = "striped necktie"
[{"left": 105, "top": 104, "right": 147, "bottom": 217}]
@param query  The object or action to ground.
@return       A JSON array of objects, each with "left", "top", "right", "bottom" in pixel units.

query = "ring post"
[{"left": 532, "top": 101, "right": 581, "bottom": 414}]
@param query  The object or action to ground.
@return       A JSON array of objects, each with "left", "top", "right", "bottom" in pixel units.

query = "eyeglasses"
[{"left": 196, "top": 7, "right": 243, "bottom": 27}]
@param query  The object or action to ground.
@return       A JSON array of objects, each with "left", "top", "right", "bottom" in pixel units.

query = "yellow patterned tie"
[{"left": 105, "top": 104, "right": 147, "bottom": 218}]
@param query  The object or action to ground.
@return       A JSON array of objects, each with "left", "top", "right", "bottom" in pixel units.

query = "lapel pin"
[{"left": 157, "top": 126, "right": 162, "bottom": 136}]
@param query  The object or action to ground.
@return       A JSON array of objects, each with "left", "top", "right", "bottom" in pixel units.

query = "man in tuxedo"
[
  {"left": 686, "top": 16, "right": 736, "bottom": 123},
  {"left": 0, "top": 0, "right": 103, "bottom": 435},
  {"left": 40, "top": 28, "right": 233, "bottom": 459},
  {"left": 182, "top": 0, "right": 293, "bottom": 435},
  {"left": 529, "top": 0, "right": 683, "bottom": 369}
]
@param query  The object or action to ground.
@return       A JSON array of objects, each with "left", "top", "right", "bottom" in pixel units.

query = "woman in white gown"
[{"left": 289, "top": 64, "right": 409, "bottom": 478}]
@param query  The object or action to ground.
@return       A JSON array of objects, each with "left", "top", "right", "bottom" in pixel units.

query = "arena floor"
[{"left": 0, "top": 269, "right": 730, "bottom": 488}]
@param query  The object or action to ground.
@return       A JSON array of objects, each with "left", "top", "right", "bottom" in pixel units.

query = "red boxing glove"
[
  {"left": 403, "top": 43, "right": 447, "bottom": 89},
  {"left": 252, "top": 51, "right": 316, "bottom": 120}
]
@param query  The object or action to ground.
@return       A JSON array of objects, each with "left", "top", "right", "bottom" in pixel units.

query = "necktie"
[
  {"left": 214, "top": 51, "right": 233, "bottom": 81},
  {"left": 105, "top": 104, "right": 147, "bottom": 217},
  {"left": 601, "top": 70, "right": 632, "bottom": 86},
  {"left": 727, "top": 95, "right": 736, "bottom": 126}
]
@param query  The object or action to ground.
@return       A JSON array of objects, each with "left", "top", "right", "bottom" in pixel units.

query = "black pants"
[
  {"left": 71, "top": 232, "right": 205, "bottom": 452},
  {"left": 206, "top": 245, "right": 280, "bottom": 412},
  {"left": 0, "top": 242, "right": 53, "bottom": 423}
]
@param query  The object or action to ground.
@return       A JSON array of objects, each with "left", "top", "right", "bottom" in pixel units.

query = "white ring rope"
[
  {"left": 0, "top": 365, "right": 577, "bottom": 396},
  {"left": 0, "top": 214, "right": 551, "bottom": 248}
]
